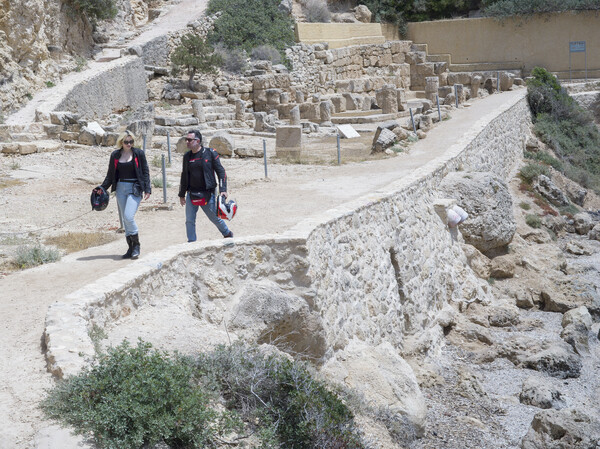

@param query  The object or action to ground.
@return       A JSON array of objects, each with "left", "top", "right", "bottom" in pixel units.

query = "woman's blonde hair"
[{"left": 116, "top": 130, "right": 136, "bottom": 149}]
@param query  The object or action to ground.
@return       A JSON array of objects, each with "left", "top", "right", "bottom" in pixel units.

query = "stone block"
[{"left": 276, "top": 126, "right": 303, "bottom": 160}]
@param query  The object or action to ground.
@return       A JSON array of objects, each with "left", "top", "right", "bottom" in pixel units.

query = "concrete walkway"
[{"left": 0, "top": 88, "right": 526, "bottom": 448}]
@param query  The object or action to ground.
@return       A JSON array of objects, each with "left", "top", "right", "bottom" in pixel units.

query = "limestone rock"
[
  {"left": 522, "top": 342, "right": 582, "bottom": 379},
  {"left": 521, "top": 408, "right": 600, "bottom": 449},
  {"left": 321, "top": 340, "right": 427, "bottom": 436},
  {"left": 533, "top": 175, "right": 569, "bottom": 207},
  {"left": 228, "top": 281, "right": 326, "bottom": 360},
  {"left": 461, "top": 243, "right": 491, "bottom": 279},
  {"left": 573, "top": 212, "right": 593, "bottom": 235},
  {"left": 439, "top": 171, "right": 516, "bottom": 253},
  {"left": 354, "top": 5, "right": 372, "bottom": 23},
  {"left": 490, "top": 254, "right": 515, "bottom": 279},
  {"left": 519, "top": 376, "right": 564, "bottom": 409},
  {"left": 208, "top": 131, "right": 235, "bottom": 157},
  {"left": 372, "top": 128, "right": 397, "bottom": 153}
]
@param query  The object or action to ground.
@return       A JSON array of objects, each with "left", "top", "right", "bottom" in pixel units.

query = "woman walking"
[{"left": 98, "top": 131, "right": 151, "bottom": 259}]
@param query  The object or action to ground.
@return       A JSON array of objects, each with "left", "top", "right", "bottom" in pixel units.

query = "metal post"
[
  {"left": 263, "top": 139, "right": 268, "bottom": 178},
  {"left": 337, "top": 134, "right": 341, "bottom": 165},
  {"left": 143, "top": 135, "right": 146, "bottom": 151},
  {"left": 436, "top": 94, "right": 441, "bottom": 122},
  {"left": 409, "top": 108, "right": 417, "bottom": 134},
  {"left": 161, "top": 155, "right": 167, "bottom": 203},
  {"left": 585, "top": 49, "right": 588, "bottom": 82},
  {"left": 167, "top": 131, "right": 172, "bottom": 164},
  {"left": 454, "top": 85, "right": 458, "bottom": 108},
  {"left": 496, "top": 72, "right": 500, "bottom": 93}
]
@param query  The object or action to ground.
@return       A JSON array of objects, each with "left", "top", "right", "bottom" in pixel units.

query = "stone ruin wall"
[
  {"left": 304, "top": 94, "right": 530, "bottom": 353},
  {"left": 44, "top": 91, "right": 531, "bottom": 377}
]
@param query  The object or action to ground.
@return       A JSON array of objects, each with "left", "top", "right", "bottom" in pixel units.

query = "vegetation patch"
[
  {"left": 12, "top": 244, "right": 60, "bottom": 269},
  {"left": 526, "top": 67, "right": 600, "bottom": 193},
  {"left": 482, "top": 0, "right": 600, "bottom": 18},
  {"left": 65, "top": 0, "right": 117, "bottom": 23},
  {"left": 206, "top": 0, "right": 295, "bottom": 63},
  {"left": 0, "top": 177, "right": 24, "bottom": 189},
  {"left": 44, "top": 231, "right": 117, "bottom": 254},
  {"left": 525, "top": 213, "right": 542, "bottom": 228},
  {"left": 518, "top": 162, "right": 549, "bottom": 184},
  {"left": 42, "top": 340, "right": 369, "bottom": 449},
  {"left": 171, "top": 33, "right": 222, "bottom": 88}
]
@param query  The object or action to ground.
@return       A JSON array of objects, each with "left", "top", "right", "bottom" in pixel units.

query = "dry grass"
[
  {"left": 44, "top": 231, "right": 118, "bottom": 254},
  {"left": 0, "top": 177, "right": 24, "bottom": 189}
]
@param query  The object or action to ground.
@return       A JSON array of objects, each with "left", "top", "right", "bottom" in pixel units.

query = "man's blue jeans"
[
  {"left": 116, "top": 181, "right": 142, "bottom": 236},
  {"left": 185, "top": 192, "right": 230, "bottom": 242}
]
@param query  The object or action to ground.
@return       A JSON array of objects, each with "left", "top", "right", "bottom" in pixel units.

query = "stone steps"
[{"left": 1, "top": 139, "right": 63, "bottom": 154}]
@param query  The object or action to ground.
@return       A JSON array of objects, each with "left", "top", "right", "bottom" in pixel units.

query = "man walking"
[{"left": 179, "top": 130, "right": 233, "bottom": 241}]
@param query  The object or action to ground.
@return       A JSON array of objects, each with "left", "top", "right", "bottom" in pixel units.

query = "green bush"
[
  {"left": 523, "top": 150, "right": 563, "bottom": 171},
  {"left": 519, "top": 201, "right": 531, "bottom": 210},
  {"left": 171, "top": 33, "right": 222, "bottom": 89},
  {"left": 482, "top": 0, "right": 600, "bottom": 18},
  {"left": 197, "top": 343, "right": 367, "bottom": 448},
  {"left": 526, "top": 67, "right": 600, "bottom": 193},
  {"left": 519, "top": 162, "right": 549, "bottom": 184},
  {"left": 525, "top": 214, "right": 542, "bottom": 228},
  {"left": 41, "top": 340, "right": 240, "bottom": 449},
  {"left": 206, "top": 0, "right": 295, "bottom": 54},
  {"left": 66, "top": 0, "right": 117, "bottom": 22},
  {"left": 13, "top": 244, "right": 60, "bottom": 269}
]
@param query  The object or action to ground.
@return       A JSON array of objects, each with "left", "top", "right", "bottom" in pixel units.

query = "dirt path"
[{"left": 0, "top": 90, "right": 525, "bottom": 447}]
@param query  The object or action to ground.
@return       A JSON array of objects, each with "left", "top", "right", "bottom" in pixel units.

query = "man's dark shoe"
[{"left": 224, "top": 231, "right": 234, "bottom": 238}]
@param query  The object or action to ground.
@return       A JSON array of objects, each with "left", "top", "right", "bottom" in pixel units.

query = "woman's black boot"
[
  {"left": 122, "top": 235, "right": 133, "bottom": 259},
  {"left": 130, "top": 234, "right": 140, "bottom": 259}
]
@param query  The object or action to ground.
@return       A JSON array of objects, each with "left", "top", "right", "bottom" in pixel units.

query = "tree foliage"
[
  {"left": 66, "top": 0, "right": 118, "bottom": 23},
  {"left": 482, "top": 0, "right": 600, "bottom": 18},
  {"left": 171, "top": 33, "right": 222, "bottom": 88},
  {"left": 206, "top": 0, "right": 295, "bottom": 53}
]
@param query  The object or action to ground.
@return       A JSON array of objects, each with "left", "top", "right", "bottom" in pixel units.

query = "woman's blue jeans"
[
  {"left": 115, "top": 182, "right": 142, "bottom": 236},
  {"left": 185, "top": 192, "right": 230, "bottom": 242}
]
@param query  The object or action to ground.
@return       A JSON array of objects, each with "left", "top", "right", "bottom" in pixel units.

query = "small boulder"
[
  {"left": 209, "top": 132, "right": 235, "bottom": 157},
  {"left": 519, "top": 376, "right": 564, "bottom": 409}
]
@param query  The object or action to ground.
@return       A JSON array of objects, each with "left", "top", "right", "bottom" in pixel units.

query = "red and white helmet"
[{"left": 217, "top": 195, "right": 237, "bottom": 220}]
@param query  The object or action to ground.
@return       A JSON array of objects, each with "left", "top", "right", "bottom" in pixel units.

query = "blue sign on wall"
[{"left": 570, "top": 41, "right": 586, "bottom": 53}]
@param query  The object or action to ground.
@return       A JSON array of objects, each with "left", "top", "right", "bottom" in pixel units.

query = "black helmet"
[{"left": 91, "top": 186, "right": 109, "bottom": 211}]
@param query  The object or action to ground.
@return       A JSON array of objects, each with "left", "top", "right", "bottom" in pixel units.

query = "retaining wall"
[
  {"left": 35, "top": 56, "right": 148, "bottom": 121},
  {"left": 44, "top": 91, "right": 530, "bottom": 378}
]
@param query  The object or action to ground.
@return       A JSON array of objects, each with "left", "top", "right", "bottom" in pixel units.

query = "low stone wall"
[
  {"left": 36, "top": 56, "right": 148, "bottom": 121},
  {"left": 44, "top": 91, "right": 530, "bottom": 378}
]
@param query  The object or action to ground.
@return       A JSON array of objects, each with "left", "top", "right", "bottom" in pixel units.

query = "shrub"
[
  {"left": 303, "top": 0, "right": 332, "bottom": 22},
  {"left": 559, "top": 203, "right": 580, "bottom": 217},
  {"left": 171, "top": 33, "right": 222, "bottom": 89},
  {"left": 41, "top": 340, "right": 239, "bottom": 449},
  {"left": 214, "top": 44, "right": 248, "bottom": 73},
  {"left": 66, "top": 0, "right": 118, "bottom": 23},
  {"left": 13, "top": 244, "right": 60, "bottom": 269},
  {"left": 74, "top": 56, "right": 88, "bottom": 72},
  {"left": 251, "top": 44, "right": 282, "bottom": 64},
  {"left": 197, "top": 343, "right": 367, "bottom": 448},
  {"left": 483, "top": 0, "right": 600, "bottom": 18},
  {"left": 45, "top": 81, "right": 55, "bottom": 88},
  {"left": 151, "top": 176, "right": 170, "bottom": 188},
  {"left": 526, "top": 67, "right": 600, "bottom": 193},
  {"left": 206, "top": 0, "right": 295, "bottom": 54},
  {"left": 523, "top": 150, "right": 563, "bottom": 171},
  {"left": 519, "top": 162, "right": 549, "bottom": 184},
  {"left": 525, "top": 213, "right": 542, "bottom": 228},
  {"left": 519, "top": 201, "right": 531, "bottom": 210}
]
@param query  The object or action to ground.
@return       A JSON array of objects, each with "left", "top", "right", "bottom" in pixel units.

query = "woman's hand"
[{"left": 144, "top": 192, "right": 151, "bottom": 201}]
